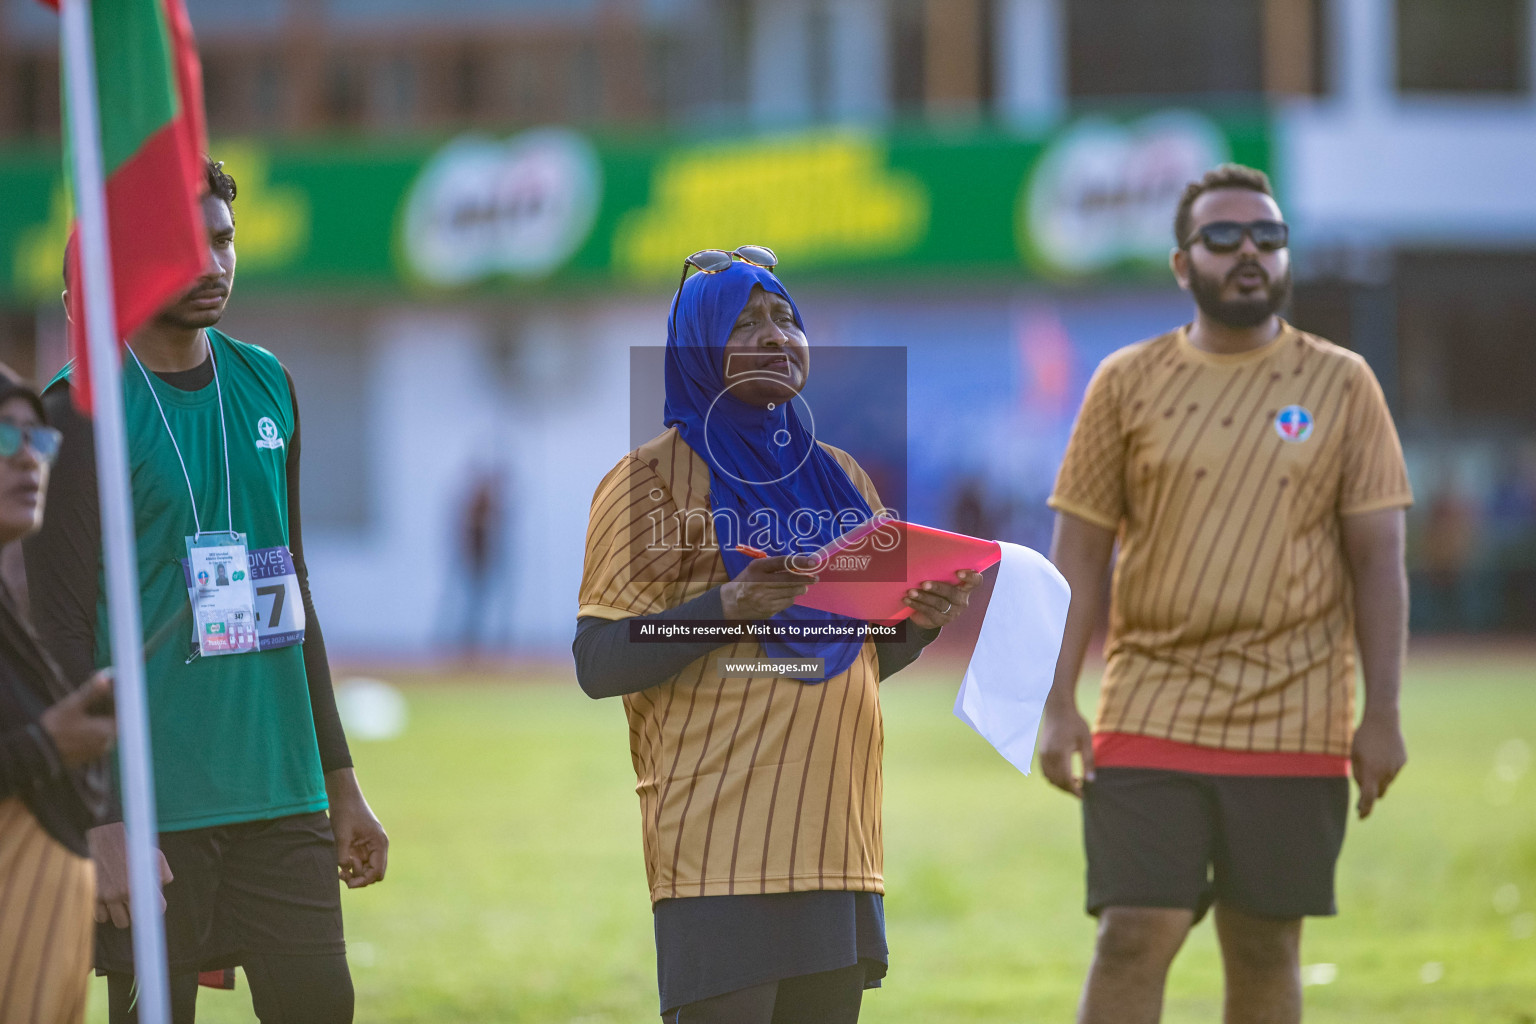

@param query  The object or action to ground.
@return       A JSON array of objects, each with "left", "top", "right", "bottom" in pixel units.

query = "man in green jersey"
[{"left": 26, "top": 159, "right": 387, "bottom": 1023}]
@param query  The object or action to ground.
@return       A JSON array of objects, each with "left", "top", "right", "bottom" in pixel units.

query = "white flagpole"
[{"left": 58, "top": 1, "right": 171, "bottom": 1021}]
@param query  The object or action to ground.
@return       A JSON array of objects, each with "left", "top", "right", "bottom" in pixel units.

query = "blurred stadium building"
[{"left": 1, "top": 0, "right": 1533, "bottom": 654}]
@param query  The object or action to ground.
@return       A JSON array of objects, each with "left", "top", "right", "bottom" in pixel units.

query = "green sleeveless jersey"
[{"left": 65, "top": 329, "right": 327, "bottom": 831}]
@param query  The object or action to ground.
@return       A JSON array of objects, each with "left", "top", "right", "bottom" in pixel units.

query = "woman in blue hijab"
[{"left": 575, "top": 250, "right": 980, "bottom": 1023}]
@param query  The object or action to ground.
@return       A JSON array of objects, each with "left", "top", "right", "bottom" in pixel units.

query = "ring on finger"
[{"left": 940, "top": 599, "right": 953, "bottom": 614}]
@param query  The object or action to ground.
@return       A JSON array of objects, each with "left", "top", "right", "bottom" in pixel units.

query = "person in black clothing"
[{"left": 0, "top": 367, "right": 114, "bottom": 1023}]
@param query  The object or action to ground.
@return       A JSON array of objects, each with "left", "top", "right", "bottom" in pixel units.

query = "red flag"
[{"left": 51, "top": 0, "right": 210, "bottom": 413}]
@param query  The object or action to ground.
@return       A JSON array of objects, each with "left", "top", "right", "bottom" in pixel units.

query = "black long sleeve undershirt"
[
  {"left": 0, "top": 586, "right": 104, "bottom": 855},
  {"left": 24, "top": 356, "right": 351, "bottom": 822},
  {"left": 571, "top": 588, "right": 941, "bottom": 699},
  {"left": 0, "top": 721, "right": 63, "bottom": 802}
]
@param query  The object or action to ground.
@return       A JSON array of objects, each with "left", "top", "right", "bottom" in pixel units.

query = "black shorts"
[
  {"left": 1083, "top": 767, "right": 1348, "bottom": 922},
  {"left": 96, "top": 811, "right": 345, "bottom": 974}
]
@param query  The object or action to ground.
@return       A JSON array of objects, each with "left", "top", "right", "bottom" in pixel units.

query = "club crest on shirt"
[
  {"left": 255, "top": 416, "right": 285, "bottom": 451},
  {"left": 1274, "top": 405, "right": 1314, "bottom": 443}
]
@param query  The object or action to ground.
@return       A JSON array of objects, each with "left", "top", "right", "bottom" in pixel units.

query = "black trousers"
[
  {"left": 106, "top": 952, "right": 353, "bottom": 1024},
  {"left": 668, "top": 962, "right": 868, "bottom": 1024},
  {"left": 99, "top": 812, "right": 352, "bottom": 1024}
]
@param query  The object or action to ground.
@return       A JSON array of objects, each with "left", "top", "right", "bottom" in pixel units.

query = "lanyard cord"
[{"left": 128, "top": 332, "right": 234, "bottom": 539}]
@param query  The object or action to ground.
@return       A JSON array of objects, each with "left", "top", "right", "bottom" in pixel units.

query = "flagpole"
[{"left": 58, "top": 1, "right": 171, "bottom": 1021}]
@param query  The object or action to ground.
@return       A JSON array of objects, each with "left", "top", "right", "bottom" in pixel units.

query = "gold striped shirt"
[
  {"left": 0, "top": 798, "right": 94, "bottom": 1023},
  {"left": 579, "top": 427, "right": 886, "bottom": 902},
  {"left": 1050, "top": 324, "right": 1413, "bottom": 757}
]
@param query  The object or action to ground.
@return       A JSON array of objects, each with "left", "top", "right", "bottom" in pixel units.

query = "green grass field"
[{"left": 89, "top": 655, "right": 1536, "bottom": 1022}]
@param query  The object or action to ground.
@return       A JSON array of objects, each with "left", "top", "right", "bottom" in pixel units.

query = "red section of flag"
[
  {"left": 166, "top": 0, "right": 208, "bottom": 167},
  {"left": 61, "top": 0, "right": 208, "bottom": 415}
]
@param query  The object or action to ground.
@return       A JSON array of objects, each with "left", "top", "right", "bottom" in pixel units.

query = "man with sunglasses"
[
  {"left": 1038, "top": 164, "right": 1412, "bottom": 1024},
  {"left": 25, "top": 159, "right": 387, "bottom": 1023}
]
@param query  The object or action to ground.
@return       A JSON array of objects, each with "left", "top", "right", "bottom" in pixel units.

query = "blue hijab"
[{"left": 665, "top": 261, "right": 871, "bottom": 682}]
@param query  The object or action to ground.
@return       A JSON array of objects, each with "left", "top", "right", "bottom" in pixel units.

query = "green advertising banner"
[{"left": 0, "top": 110, "right": 1269, "bottom": 304}]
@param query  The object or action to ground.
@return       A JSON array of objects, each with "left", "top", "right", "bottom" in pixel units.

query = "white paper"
[{"left": 953, "top": 542, "right": 1071, "bottom": 776}]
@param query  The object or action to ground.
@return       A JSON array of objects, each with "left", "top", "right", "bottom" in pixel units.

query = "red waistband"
[{"left": 1092, "top": 732, "right": 1350, "bottom": 777}]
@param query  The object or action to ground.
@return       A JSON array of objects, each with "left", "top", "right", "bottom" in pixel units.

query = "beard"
[
  {"left": 155, "top": 294, "right": 227, "bottom": 330},
  {"left": 157, "top": 308, "right": 223, "bottom": 330},
  {"left": 1189, "top": 260, "right": 1291, "bottom": 329}
]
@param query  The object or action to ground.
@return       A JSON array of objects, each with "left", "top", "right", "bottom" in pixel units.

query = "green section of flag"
[{"left": 92, "top": 0, "right": 180, "bottom": 177}]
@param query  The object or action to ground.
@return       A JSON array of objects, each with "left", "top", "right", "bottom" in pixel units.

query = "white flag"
[{"left": 954, "top": 542, "right": 1071, "bottom": 775}]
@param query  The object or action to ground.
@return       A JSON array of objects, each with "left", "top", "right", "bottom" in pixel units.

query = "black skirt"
[{"left": 653, "top": 890, "right": 888, "bottom": 1014}]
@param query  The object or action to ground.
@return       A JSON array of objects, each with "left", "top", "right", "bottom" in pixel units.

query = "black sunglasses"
[
  {"left": 0, "top": 421, "right": 62, "bottom": 464},
  {"left": 671, "top": 245, "right": 779, "bottom": 335},
  {"left": 677, "top": 245, "right": 778, "bottom": 295},
  {"left": 1184, "top": 220, "right": 1289, "bottom": 253}
]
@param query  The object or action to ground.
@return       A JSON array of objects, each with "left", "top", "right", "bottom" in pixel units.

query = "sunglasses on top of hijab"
[
  {"left": 677, "top": 245, "right": 779, "bottom": 294},
  {"left": 671, "top": 245, "right": 780, "bottom": 337},
  {"left": 0, "top": 421, "right": 62, "bottom": 464},
  {"left": 1183, "top": 220, "right": 1289, "bottom": 254}
]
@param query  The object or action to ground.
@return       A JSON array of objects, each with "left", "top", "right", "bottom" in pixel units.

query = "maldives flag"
[{"left": 47, "top": 0, "right": 209, "bottom": 412}]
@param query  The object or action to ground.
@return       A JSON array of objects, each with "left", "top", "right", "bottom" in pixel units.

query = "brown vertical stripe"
[
  {"left": 783, "top": 680, "right": 833, "bottom": 891},
  {"left": 656, "top": 668, "right": 705, "bottom": 899},
  {"left": 839, "top": 676, "right": 874, "bottom": 887},
  {"left": 815, "top": 664, "right": 862, "bottom": 886},
  {"left": 726, "top": 676, "right": 781, "bottom": 892},
  {"left": 759, "top": 679, "right": 808, "bottom": 891},
  {"left": 0, "top": 801, "right": 91, "bottom": 1023},
  {"left": 694, "top": 677, "right": 756, "bottom": 893},
  {"left": 0, "top": 817, "right": 49, "bottom": 998}
]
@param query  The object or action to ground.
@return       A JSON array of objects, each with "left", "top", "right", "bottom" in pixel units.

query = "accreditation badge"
[
  {"left": 180, "top": 544, "right": 307, "bottom": 655},
  {"left": 185, "top": 532, "right": 260, "bottom": 657}
]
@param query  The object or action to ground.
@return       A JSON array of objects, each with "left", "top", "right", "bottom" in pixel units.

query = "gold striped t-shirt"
[
  {"left": 1050, "top": 324, "right": 1413, "bottom": 765},
  {"left": 579, "top": 427, "right": 887, "bottom": 903},
  {"left": 0, "top": 798, "right": 94, "bottom": 1023}
]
